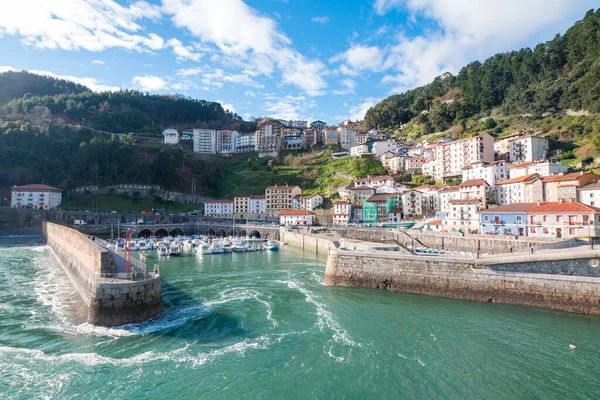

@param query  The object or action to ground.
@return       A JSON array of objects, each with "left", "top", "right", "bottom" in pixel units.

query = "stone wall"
[
  {"left": 327, "top": 227, "right": 560, "bottom": 253},
  {"left": 280, "top": 228, "right": 333, "bottom": 255},
  {"left": 325, "top": 249, "right": 600, "bottom": 315},
  {"left": 43, "top": 222, "right": 163, "bottom": 326}
]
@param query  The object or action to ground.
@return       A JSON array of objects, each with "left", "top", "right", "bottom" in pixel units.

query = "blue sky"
[{"left": 0, "top": 1, "right": 596, "bottom": 124}]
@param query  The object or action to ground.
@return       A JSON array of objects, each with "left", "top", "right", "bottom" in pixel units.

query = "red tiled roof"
[
  {"left": 279, "top": 209, "right": 314, "bottom": 216},
  {"left": 510, "top": 162, "right": 536, "bottom": 168},
  {"left": 250, "top": 195, "right": 265, "bottom": 199},
  {"left": 496, "top": 173, "right": 538, "bottom": 185},
  {"left": 390, "top": 208, "right": 402, "bottom": 213},
  {"left": 527, "top": 201, "right": 600, "bottom": 213},
  {"left": 366, "top": 193, "right": 396, "bottom": 202},
  {"left": 425, "top": 220, "right": 442, "bottom": 225},
  {"left": 579, "top": 182, "right": 600, "bottom": 191},
  {"left": 439, "top": 186, "right": 459, "bottom": 193},
  {"left": 334, "top": 200, "right": 350, "bottom": 205},
  {"left": 480, "top": 203, "right": 537, "bottom": 213},
  {"left": 459, "top": 179, "right": 489, "bottom": 187},
  {"left": 12, "top": 184, "right": 61, "bottom": 191},
  {"left": 266, "top": 185, "right": 301, "bottom": 190},
  {"left": 542, "top": 172, "right": 598, "bottom": 183}
]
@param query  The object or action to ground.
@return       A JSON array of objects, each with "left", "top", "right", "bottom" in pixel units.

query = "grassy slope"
[{"left": 219, "top": 149, "right": 386, "bottom": 198}]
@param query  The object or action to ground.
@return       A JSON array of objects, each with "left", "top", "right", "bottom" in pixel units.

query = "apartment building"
[
  {"left": 461, "top": 160, "right": 507, "bottom": 186},
  {"left": 265, "top": 185, "right": 302, "bottom": 217},
  {"left": 257, "top": 121, "right": 283, "bottom": 158},
  {"left": 11, "top": 184, "right": 62, "bottom": 209},
  {"left": 439, "top": 186, "right": 460, "bottom": 213},
  {"left": 494, "top": 133, "right": 523, "bottom": 160},
  {"left": 524, "top": 177, "right": 546, "bottom": 203},
  {"left": 543, "top": 172, "right": 598, "bottom": 203},
  {"left": 310, "top": 120, "right": 327, "bottom": 130},
  {"left": 347, "top": 186, "right": 376, "bottom": 205},
  {"left": 351, "top": 144, "right": 369, "bottom": 157},
  {"left": 509, "top": 161, "right": 568, "bottom": 179},
  {"left": 414, "top": 185, "right": 440, "bottom": 216},
  {"left": 292, "top": 194, "right": 323, "bottom": 211},
  {"left": 401, "top": 190, "right": 423, "bottom": 219},
  {"left": 354, "top": 175, "right": 395, "bottom": 189},
  {"left": 388, "top": 156, "right": 405, "bottom": 174},
  {"left": 405, "top": 157, "right": 426, "bottom": 174},
  {"left": 363, "top": 193, "right": 397, "bottom": 224},
  {"left": 193, "top": 129, "right": 217, "bottom": 154},
  {"left": 302, "top": 128, "right": 317, "bottom": 146},
  {"left": 233, "top": 194, "right": 252, "bottom": 219},
  {"left": 434, "top": 133, "right": 494, "bottom": 182},
  {"left": 234, "top": 132, "right": 257, "bottom": 153},
  {"left": 509, "top": 135, "right": 550, "bottom": 163},
  {"left": 216, "top": 130, "right": 237, "bottom": 154},
  {"left": 339, "top": 127, "right": 358, "bottom": 151},
  {"left": 479, "top": 203, "right": 533, "bottom": 236},
  {"left": 458, "top": 179, "right": 490, "bottom": 209},
  {"left": 249, "top": 195, "right": 266, "bottom": 218},
  {"left": 204, "top": 200, "right": 233, "bottom": 218},
  {"left": 323, "top": 128, "right": 339, "bottom": 145},
  {"left": 495, "top": 173, "right": 539, "bottom": 205},
  {"left": 527, "top": 201, "right": 600, "bottom": 238},
  {"left": 372, "top": 140, "right": 399, "bottom": 157},
  {"left": 333, "top": 200, "right": 352, "bottom": 226},
  {"left": 279, "top": 209, "right": 315, "bottom": 226},
  {"left": 443, "top": 199, "right": 479, "bottom": 233},
  {"left": 380, "top": 152, "right": 396, "bottom": 169}
]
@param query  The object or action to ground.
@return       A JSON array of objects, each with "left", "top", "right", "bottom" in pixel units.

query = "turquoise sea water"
[{"left": 1, "top": 235, "right": 600, "bottom": 399}]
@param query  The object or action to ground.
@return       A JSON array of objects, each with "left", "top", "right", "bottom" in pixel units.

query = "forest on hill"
[
  {"left": 0, "top": 71, "right": 257, "bottom": 133},
  {"left": 365, "top": 9, "right": 600, "bottom": 135}
]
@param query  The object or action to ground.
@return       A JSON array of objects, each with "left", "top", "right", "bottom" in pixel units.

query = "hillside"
[
  {"left": 0, "top": 71, "right": 257, "bottom": 133},
  {"left": 365, "top": 9, "right": 600, "bottom": 150}
]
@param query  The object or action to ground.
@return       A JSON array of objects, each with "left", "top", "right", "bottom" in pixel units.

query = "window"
[
  {"left": 591, "top": 193, "right": 595, "bottom": 198},
  {"left": 543, "top": 227, "right": 549, "bottom": 235},
  {"left": 484, "top": 215, "right": 489, "bottom": 222},
  {"left": 543, "top": 215, "right": 548, "bottom": 222},
  {"left": 530, "top": 216, "right": 535, "bottom": 224},
  {"left": 531, "top": 227, "right": 537, "bottom": 234},
  {"left": 556, "top": 215, "right": 562, "bottom": 222},
  {"left": 569, "top": 228, "right": 576, "bottom": 236}
]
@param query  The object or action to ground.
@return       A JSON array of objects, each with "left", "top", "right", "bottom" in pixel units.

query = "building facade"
[
  {"left": 527, "top": 201, "right": 600, "bottom": 238},
  {"left": 11, "top": 184, "right": 62, "bottom": 209},
  {"left": 292, "top": 194, "right": 324, "bottom": 211},
  {"left": 193, "top": 129, "right": 217, "bottom": 154},
  {"left": 363, "top": 193, "right": 397, "bottom": 224},
  {"left": 495, "top": 174, "right": 539, "bottom": 205},
  {"left": 204, "top": 200, "right": 233, "bottom": 218},
  {"left": 257, "top": 121, "right": 283, "bottom": 158},
  {"left": 265, "top": 185, "right": 302, "bottom": 217},
  {"left": 479, "top": 203, "right": 533, "bottom": 236},
  {"left": 279, "top": 210, "right": 315, "bottom": 226},
  {"left": 509, "top": 136, "right": 549, "bottom": 163},
  {"left": 162, "top": 128, "right": 179, "bottom": 145},
  {"left": 333, "top": 200, "right": 352, "bottom": 226},
  {"left": 434, "top": 133, "right": 494, "bottom": 181},
  {"left": 401, "top": 190, "right": 423, "bottom": 219}
]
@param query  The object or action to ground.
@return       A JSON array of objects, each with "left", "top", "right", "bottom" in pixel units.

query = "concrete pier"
[{"left": 43, "top": 222, "right": 163, "bottom": 326}]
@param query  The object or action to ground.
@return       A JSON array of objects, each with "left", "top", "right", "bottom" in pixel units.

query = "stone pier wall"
[
  {"left": 43, "top": 222, "right": 163, "bottom": 326},
  {"left": 325, "top": 249, "right": 600, "bottom": 315},
  {"left": 280, "top": 228, "right": 333, "bottom": 255}
]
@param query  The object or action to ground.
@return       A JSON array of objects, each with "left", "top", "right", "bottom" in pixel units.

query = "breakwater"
[
  {"left": 324, "top": 248, "right": 600, "bottom": 315},
  {"left": 43, "top": 222, "right": 163, "bottom": 326}
]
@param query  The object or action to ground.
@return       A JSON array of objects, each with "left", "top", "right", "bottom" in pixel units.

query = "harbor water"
[{"left": 2, "top": 235, "right": 600, "bottom": 399}]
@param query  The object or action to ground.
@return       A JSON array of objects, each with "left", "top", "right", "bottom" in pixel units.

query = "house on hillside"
[
  {"left": 163, "top": 128, "right": 179, "bottom": 145},
  {"left": 363, "top": 193, "right": 397, "bottom": 224}
]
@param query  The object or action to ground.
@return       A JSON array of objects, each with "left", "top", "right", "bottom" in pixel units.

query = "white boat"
[
  {"left": 232, "top": 243, "right": 245, "bottom": 252},
  {"left": 222, "top": 244, "right": 232, "bottom": 253},
  {"left": 169, "top": 244, "right": 181, "bottom": 257},
  {"left": 201, "top": 243, "right": 213, "bottom": 255},
  {"left": 265, "top": 241, "right": 279, "bottom": 251},
  {"left": 192, "top": 238, "right": 202, "bottom": 247},
  {"left": 245, "top": 244, "right": 255, "bottom": 252},
  {"left": 211, "top": 242, "right": 224, "bottom": 254},
  {"left": 126, "top": 241, "right": 139, "bottom": 251},
  {"left": 138, "top": 240, "right": 148, "bottom": 251},
  {"left": 158, "top": 245, "right": 169, "bottom": 257}
]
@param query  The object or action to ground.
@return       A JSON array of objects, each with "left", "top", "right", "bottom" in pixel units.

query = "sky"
[{"left": 0, "top": 1, "right": 596, "bottom": 124}]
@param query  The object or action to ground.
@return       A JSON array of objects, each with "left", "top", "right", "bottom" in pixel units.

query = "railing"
[{"left": 95, "top": 238, "right": 159, "bottom": 281}]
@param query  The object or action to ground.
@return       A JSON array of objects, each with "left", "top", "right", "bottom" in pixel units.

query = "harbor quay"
[{"left": 42, "top": 222, "right": 163, "bottom": 327}]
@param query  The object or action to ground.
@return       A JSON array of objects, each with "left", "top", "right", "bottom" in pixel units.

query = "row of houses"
[{"left": 204, "top": 185, "right": 323, "bottom": 225}]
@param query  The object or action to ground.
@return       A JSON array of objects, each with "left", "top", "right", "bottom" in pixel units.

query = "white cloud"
[
  {"left": 217, "top": 100, "right": 236, "bottom": 113},
  {"left": 372, "top": 0, "right": 598, "bottom": 92},
  {"left": 163, "top": 0, "right": 327, "bottom": 95},
  {"left": 176, "top": 67, "right": 264, "bottom": 89},
  {"left": 0, "top": 65, "right": 119, "bottom": 92},
  {"left": 311, "top": 16, "right": 329, "bottom": 24},
  {"left": 92, "top": 59, "right": 105, "bottom": 65},
  {"left": 245, "top": 90, "right": 257, "bottom": 97},
  {"left": 0, "top": 0, "right": 165, "bottom": 52},
  {"left": 131, "top": 74, "right": 167, "bottom": 91},
  {"left": 262, "top": 94, "right": 316, "bottom": 120},
  {"left": 332, "top": 78, "right": 356, "bottom": 95},
  {"left": 330, "top": 45, "right": 385, "bottom": 75},
  {"left": 345, "top": 97, "right": 380, "bottom": 122},
  {"left": 166, "top": 38, "right": 202, "bottom": 61}
]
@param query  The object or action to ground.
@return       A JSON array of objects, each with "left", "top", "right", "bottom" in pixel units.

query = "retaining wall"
[
  {"left": 43, "top": 222, "right": 163, "bottom": 326},
  {"left": 324, "top": 249, "right": 600, "bottom": 315},
  {"left": 280, "top": 229, "right": 333, "bottom": 255}
]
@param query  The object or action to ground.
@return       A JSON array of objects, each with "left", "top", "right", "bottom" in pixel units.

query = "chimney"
[{"left": 537, "top": 201, "right": 541, "bottom": 206}]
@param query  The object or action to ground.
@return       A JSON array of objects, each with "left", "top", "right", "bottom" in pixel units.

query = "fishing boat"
[
  {"left": 211, "top": 241, "right": 225, "bottom": 254},
  {"left": 265, "top": 241, "right": 279, "bottom": 251},
  {"left": 169, "top": 244, "right": 181, "bottom": 257},
  {"left": 232, "top": 242, "right": 245, "bottom": 252},
  {"left": 200, "top": 243, "right": 213, "bottom": 255},
  {"left": 157, "top": 245, "right": 169, "bottom": 257}
]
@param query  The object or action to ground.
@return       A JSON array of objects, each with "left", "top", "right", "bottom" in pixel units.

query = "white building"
[
  {"left": 578, "top": 182, "right": 600, "bottom": 207},
  {"left": 509, "top": 135, "right": 549, "bottom": 163},
  {"left": 292, "top": 194, "right": 324, "bottom": 211},
  {"left": 494, "top": 133, "right": 523, "bottom": 160},
  {"left": 461, "top": 160, "right": 507, "bottom": 186},
  {"left": 234, "top": 132, "right": 257, "bottom": 153},
  {"left": 249, "top": 195, "right": 266, "bottom": 216},
  {"left": 415, "top": 185, "right": 441, "bottom": 216},
  {"left": 350, "top": 144, "right": 369, "bottom": 157},
  {"left": 388, "top": 156, "right": 405, "bottom": 174},
  {"left": 495, "top": 173, "right": 539, "bottom": 205},
  {"left": 443, "top": 199, "right": 479, "bottom": 233},
  {"left": 333, "top": 200, "right": 352, "bottom": 226},
  {"left": 339, "top": 127, "right": 358, "bottom": 151},
  {"left": 388, "top": 208, "right": 403, "bottom": 223},
  {"left": 193, "top": 129, "right": 217, "bottom": 154},
  {"left": 354, "top": 175, "right": 395, "bottom": 189},
  {"left": 509, "top": 161, "right": 568, "bottom": 179},
  {"left": 279, "top": 120, "right": 308, "bottom": 129},
  {"left": 401, "top": 189, "right": 423, "bottom": 219},
  {"left": 380, "top": 152, "right": 396, "bottom": 169},
  {"left": 279, "top": 210, "right": 315, "bottom": 226},
  {"left": 404, "top": 157, "right": 426, "bottom": 174},
  {"left": 11, "top": 184, "right": 62, "bottom": 209},
  {"left": 434, "top": 133, "right": 495, "bottom": 182},
  {"left": 421, "top": 159, "right": 436, "bottom": 177},
  {"left": 371, "top": 140, "right": 399, "bottom": 157},
  {"left": 216, "top": 130, "right": 237, "bottom": 154},
  {"left": 257, "top": 121, "right": 283, "bottom": 158},
  {"left": 162, "top": 128, "right": 179, "bottom": 145},
  {"left": 204, "top": 199, "right": 233, "bottom": 217},
  {"left": 439, "top": 187, "right": 460, "bottom": 213}
]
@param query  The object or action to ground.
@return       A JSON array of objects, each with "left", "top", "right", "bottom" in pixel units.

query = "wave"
[
  {"left": 31, "top": 245, "right": 50, "bottom": 252},
  {"left": 205, "top": 288, "right": 279, "bottom": 328}
]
